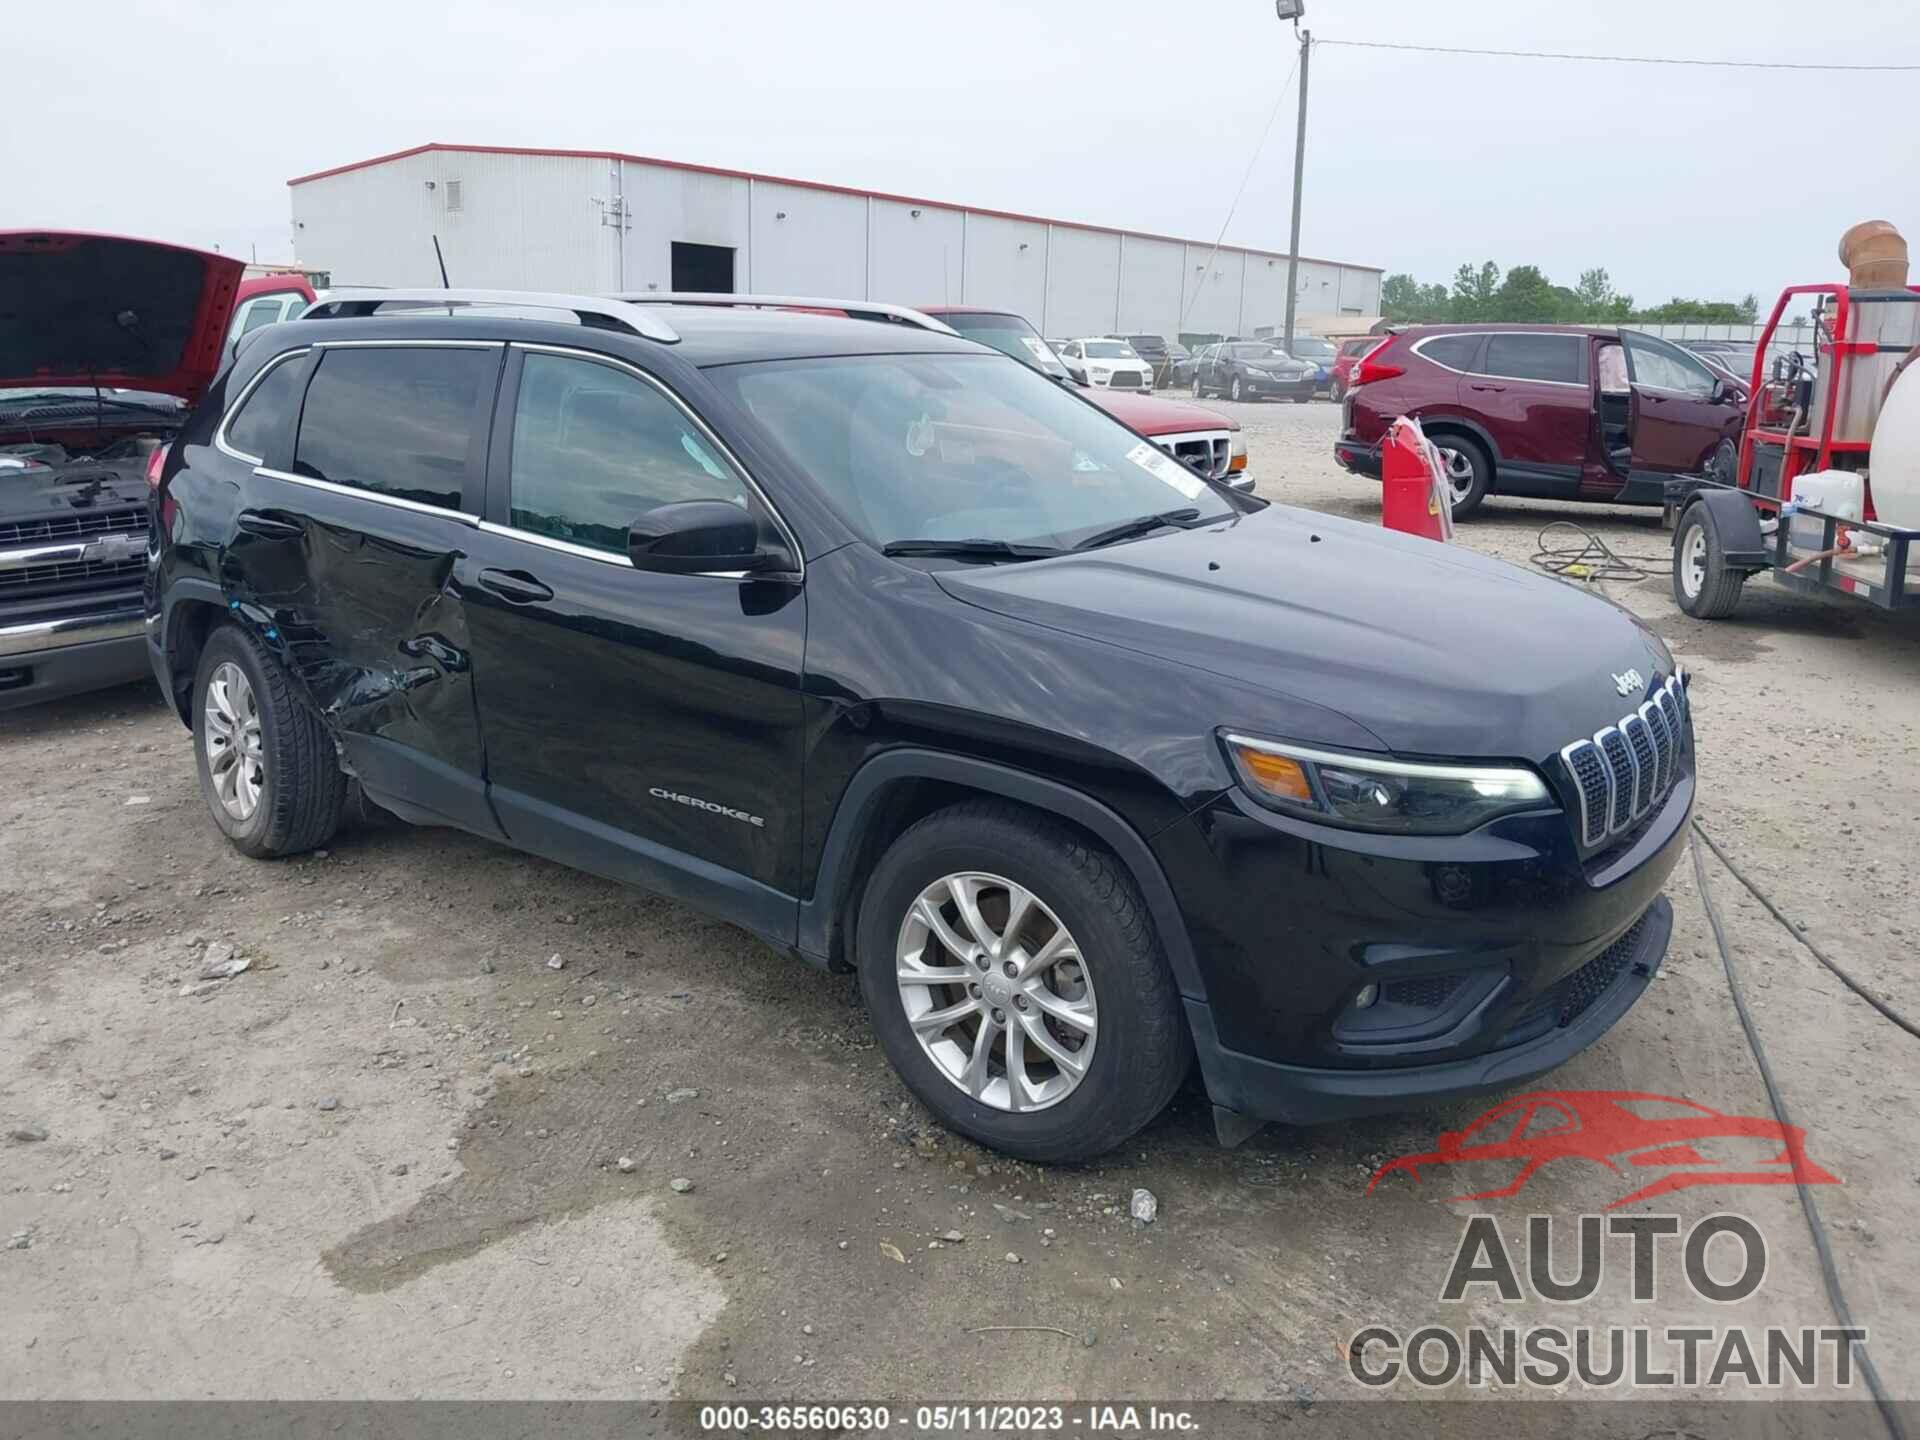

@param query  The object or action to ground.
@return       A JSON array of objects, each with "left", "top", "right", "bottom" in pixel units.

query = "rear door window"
[
  {"left": 1482, "top": 333, "right": 1583, "bottom": 385},
  {"left": 506, "top": 352, "right": 747, "bottom": 555},
  {"left": 1414, "top": 334, "right": 1482, "bottom": 372},
  {"left": 292, "top": 346, "right": 494, "bottom": 511}
]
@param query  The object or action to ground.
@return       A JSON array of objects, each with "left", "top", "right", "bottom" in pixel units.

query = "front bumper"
[
  {"left": 1242, "top": 374, "right": 1316, "bottom": 399},
  {"left": 1153, "top": 765, "right": 1692, "bottom": 1125},
  {"left": 0, "top": 610, "right": 149, "bottom": 710},
  {"left": 1335, "top": 437, "right": 1383, "bottom": 478},
  {"left": 1188, "top": 897, "right": 1670, "bottom": 1124}
]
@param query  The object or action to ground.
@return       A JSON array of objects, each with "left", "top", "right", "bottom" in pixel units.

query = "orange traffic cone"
[{"left": 1380, "top": 417, "right": 1453, "bottom": 542}]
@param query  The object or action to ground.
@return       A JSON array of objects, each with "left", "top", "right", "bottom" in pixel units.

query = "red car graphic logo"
[{"left": 1366, "top": 1090, "right": 1840, "bottom": 1210}]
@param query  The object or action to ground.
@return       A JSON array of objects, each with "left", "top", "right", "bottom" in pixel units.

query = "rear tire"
[
  {"left": 1229, "top": 375, "right": 1244, "bottom": 402},
  {"left": 1673, "top": 503, "right": 1746, "bottom": 619},
  {"left": 1428, "top": 433, "right": 1492, "bottom": 518},
  {"left": 855, "top": 801, "right": 1191, "bottom": 1163},
  {"left": 1191, "top": 374, "right": 1205, "bottom": 399},
  {"left": 192, "top": 625, "right": 346, "bottom": 858}
]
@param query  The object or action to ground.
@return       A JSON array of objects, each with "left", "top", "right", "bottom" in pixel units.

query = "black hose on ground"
[
  {"left": 1692, "top": 819, "right": 1920, "bottom": 1041},
  {"left": 1530, "top": 520, "right": 1670, "bottom": 585},
  {"left": 1689, "top": 840, "right": 1906, "bottom": 1440}
]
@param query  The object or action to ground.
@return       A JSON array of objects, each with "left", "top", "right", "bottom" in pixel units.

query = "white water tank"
[{"left": 1870, "top": 361, "right": 1920, "bottom": 530}]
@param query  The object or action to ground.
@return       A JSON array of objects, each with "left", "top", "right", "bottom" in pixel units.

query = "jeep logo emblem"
[{"left": 1611, "top": 669, "right": 1644, "bottom": 697}]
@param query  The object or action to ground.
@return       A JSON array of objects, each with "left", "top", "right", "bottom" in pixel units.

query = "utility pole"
[{"left": 1280, "top": 13, "right": 1310, "bottom": 354}]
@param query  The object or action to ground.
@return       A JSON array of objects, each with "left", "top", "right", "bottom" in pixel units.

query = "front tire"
[
  {"left": 192, "top": 625, "right": 346, "bottom": 858},
  {"left": 1673, "top": 503, "right": 1746, "bottom": 619},
  {"left": 855, "top": 801, "right": 1191, "bottom": 1163},
  {"left": 1191, "top": 373, "right": 1205, "bottom": 399},
  {"left": 1229, "top": 375, "right": 1244, "bottom": 402}
]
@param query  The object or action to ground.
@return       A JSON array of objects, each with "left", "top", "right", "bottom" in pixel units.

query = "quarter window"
[
  {"left": 507, "top": 352, "right": 747, "bottom": 554},
  {"left": 1414, "top": 334, "right": 1481, "bottom": 372},
  {"left": 224, "top": 355, "right": 307, "bottom": 461},
  {"left": 1482, "top": 333, "right": 1583, "bottom": 384},
  {"left": 292, "top": 346, "right": 492, "bottom": 511}
]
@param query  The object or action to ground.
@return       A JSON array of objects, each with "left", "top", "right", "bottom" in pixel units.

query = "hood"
[
  {"left": 932, "top": 505, "right": 1671, "bottom": 762},
  {"left": 1084, "top": 388, "right": 1238, "bottom": 436},
  {"left": 0, "top": 231, "right": 245, "bottom": 400}
]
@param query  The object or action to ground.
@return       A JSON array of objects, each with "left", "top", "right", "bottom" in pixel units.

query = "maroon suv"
[{"left": 1334, "top": 325, "right": 1746, "bottom": 517}]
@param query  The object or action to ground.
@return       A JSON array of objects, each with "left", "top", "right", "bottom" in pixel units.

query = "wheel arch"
[
  {"left": 155, "top": 580, "right": 230, "bottom": 726},
  {"left": 1413, "top": 414, "right": 1501, "bottom": 468},
  {"left": 800, "top": 749, "right": 1208, "bottom": 1003},
  {"left": 1680, "top": 487, "right": 1768, "bottom": 569}
]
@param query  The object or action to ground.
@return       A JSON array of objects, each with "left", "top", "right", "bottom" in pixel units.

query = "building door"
[{"left": 670, "top": 242, "right": 735, "bottom": 293}]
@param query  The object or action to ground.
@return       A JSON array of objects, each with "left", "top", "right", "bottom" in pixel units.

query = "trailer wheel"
[{"left": 1673, "top": 502, "right": 1746, "bottom": 619}]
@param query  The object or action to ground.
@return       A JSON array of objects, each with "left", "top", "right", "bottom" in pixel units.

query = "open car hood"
[{"left": 0, "top": 231, "right": 245, "bottom": 401}]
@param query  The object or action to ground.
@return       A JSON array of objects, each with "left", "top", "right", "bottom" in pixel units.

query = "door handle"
[
  {"left": 476, "top": 568, "right": 554, "bottom": 605},
  {"left": 1468, "top": 382, "right": 1507, "bottom": 393},
  {"left": 237, "top": 510, "right": 303, "bottom": 540}
]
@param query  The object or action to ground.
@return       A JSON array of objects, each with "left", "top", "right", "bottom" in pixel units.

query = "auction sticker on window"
[{"left": 1126, "top": 441, "right": 1204, "bottom": 500}]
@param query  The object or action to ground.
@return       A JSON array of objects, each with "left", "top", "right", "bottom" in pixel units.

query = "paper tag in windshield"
[
  {"left": 1126, "top": 441, "right": 1204, "bottom": 500},
  {"left": 1021, "top": 336, "right": 1058, "bottom": 363}
]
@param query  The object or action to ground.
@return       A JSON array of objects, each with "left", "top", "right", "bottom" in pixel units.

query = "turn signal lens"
[
  {"left": 1237, "top": 747, "right": 1314, "bottom": 804},
  {"left": 145, "top": 442, "right": 170, "bottom": 491}
]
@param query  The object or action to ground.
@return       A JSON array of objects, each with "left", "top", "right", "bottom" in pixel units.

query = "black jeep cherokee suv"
[{"left": 147, "top": 289, "right": 1692, "bottom": 1162}]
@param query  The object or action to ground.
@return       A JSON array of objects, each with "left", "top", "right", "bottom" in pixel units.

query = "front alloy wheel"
[{"left": 896, "top": 872, "right": 1097, "bottom": 1112}]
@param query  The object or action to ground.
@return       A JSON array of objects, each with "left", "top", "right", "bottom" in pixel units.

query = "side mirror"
[{"left": 628, "top": 500, "right": 783, "bottom": 576}]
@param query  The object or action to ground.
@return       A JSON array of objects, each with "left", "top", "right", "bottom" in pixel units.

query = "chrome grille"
[
  {"left": 0, "top": 507, "right": 147, "bottom": 548},
  {"left": 1560, "top": 675, "right": 1690, "bottom": 847},
  {"left": 1152, "top": 430, "right": 1233, "bottom": 480}
]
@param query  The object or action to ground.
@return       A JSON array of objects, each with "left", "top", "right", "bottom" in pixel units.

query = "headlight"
[{"left": 1222, "top": 733, "right": 1553, "bottom": 835}]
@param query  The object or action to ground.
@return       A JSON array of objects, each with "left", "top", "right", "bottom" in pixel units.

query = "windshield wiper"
[
  {"left": 0, "top": 392, "right": 181, "bottom": 417},
  {"left": 881, "top": 538, "right": 1065, "bottom": 562},
  {"left": 1072, "top": 507, "right": 1208, "bottom": 552}
]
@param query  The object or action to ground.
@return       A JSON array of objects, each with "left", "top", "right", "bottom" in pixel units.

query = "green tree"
[
  {"left": 1381, "top": 273, "right": 1452, "bottom": 322},
  {"left": 1736, "top": 292, "right": 1759, "bottom": 325},
  {"left": 1451, "top": 261, "right": 1502, "bottom": 321},
  {"left": 1574, "top": 268, "right": 1616, "bottom": 313},
  {"left": 1491, "top": 265, "right": 1562, "bottom": 321}
]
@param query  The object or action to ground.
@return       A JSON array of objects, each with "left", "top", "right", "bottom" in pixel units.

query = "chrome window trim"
[
  {"left": 253, "top": 466, "right": 479, "bottom": 526},
  {"left": 314, "top": 339, "right": 503, "bottom": 351},
  {"left": 1409, "top": 331, "right": 1588, "bottom": 389},
  {"left": 214, "top": 347, "right": 312, "bottom": 465},
  {"left": 504, "top": 342, "right": 805, "bottom": 572},
  {"left": 476, "top": 520, "right": 623, "bottom": 567}
]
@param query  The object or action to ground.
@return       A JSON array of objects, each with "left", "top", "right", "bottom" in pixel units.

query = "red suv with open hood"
[
  {"left": 0, "top": 231, "right": 242, "bottom": 707},
  {"left": 1334, "top": 324, "right": 1746, "bottom": 517}
]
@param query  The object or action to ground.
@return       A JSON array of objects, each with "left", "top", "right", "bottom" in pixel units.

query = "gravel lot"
[{"left": 3, "top": 398, "right": 1917, "bottom": 1410}]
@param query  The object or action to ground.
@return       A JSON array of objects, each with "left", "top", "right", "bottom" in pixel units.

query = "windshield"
[
  {"left": 939, "top": 312, "right": 1070, "bottom": 379},
  {"left": 1231, "top": 343, "right": 1294, "bottom": 364},
  {"left": 1083, "top": 341, "right": 1136, "bottom": 359},
  {"left": 712, "top": 352, "right": 1237, "bottom": 553}
]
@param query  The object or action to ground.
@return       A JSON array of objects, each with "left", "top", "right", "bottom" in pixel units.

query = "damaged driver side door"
[{"left": 239, "top": 340, "right": 504, "bottom": 835}]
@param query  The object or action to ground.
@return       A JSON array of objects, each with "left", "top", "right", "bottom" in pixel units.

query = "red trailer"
[{"left": 1666, "top": 282, "right": 1920, "bottom": 617}]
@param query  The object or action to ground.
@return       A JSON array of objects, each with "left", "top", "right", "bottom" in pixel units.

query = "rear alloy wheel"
[
  {"left": 1673, "top": 503, "right": 1746, "bottom": 619},
  {"left": 1429, "top": 434, "right": 1491, "bottom": 518},
  {"left": 1230, "top": 375, "right": 1244, "bottom": 402},
  {"left": 1191, "top": 373, "right": 1205, "bottom": 399},
  {"left": 192, "top": 624, "right": 347, "bottom": 858},
  {"left": 856, "top": 801, "right": 1190, "bottom": 1162}
]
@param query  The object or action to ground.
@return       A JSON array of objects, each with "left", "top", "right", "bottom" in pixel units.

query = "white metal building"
[{"left": 288, "top": 143, "right": 1382, "bottom": 341}]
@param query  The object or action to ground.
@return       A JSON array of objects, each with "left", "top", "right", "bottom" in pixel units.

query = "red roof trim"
[{"left": 286, "top": 142, "right": 1381, "bottom": 274}]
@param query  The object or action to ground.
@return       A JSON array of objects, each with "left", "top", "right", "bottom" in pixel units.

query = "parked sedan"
[
  {"left": 1192, "top": 341, "right": 1318, "bottom": 402},
  {"left": 1058, "top": 338, "right": 1154, "bottom": 391}
]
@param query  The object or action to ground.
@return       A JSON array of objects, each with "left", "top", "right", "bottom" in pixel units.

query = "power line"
[
  {"left": 1180, "top": 47, "right": 1302, "bottom": 331},
  {"left": 1317, "top": 36, "right": 1920, "bottom": 72}
]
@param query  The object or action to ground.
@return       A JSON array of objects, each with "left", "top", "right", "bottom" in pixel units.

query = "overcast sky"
[{"left": 14, "top": 0, "right": 1916, "bottom": 305}]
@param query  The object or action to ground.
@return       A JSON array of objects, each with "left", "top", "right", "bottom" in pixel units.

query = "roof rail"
[
  {"left": 611, "top": 292, "right": 960, "bottom": 337},
  {"left": 304, "top": 289, "right": 681, "bottom": 343}
]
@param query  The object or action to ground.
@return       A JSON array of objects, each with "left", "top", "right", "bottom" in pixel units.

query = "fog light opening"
[{"left": 1353, "top": 983, "right": 1380, "bottom": 1010}]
